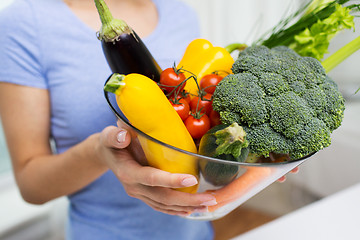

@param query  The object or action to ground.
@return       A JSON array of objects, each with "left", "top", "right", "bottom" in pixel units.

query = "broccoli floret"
[
  {"left": 231, "top": 55, "right": 265, "bottom": 76},
  {"left": 213, "top": 73, "right": 267, "bottom": 126},
  {"left": 243, "top": 123, "right": 292, "bottom": 157},
  {"left": 271, "top": 45, "right": 299, "bottom": 57},
  {"left": 302, "top": 56, "right": 326, "bottom": 76},
  {"left": 290, "top": 118, "right": 332, "bottom": 159},
  {"left": 213, "top": 45, "right": 345, "bottom": 159},
  {"left": 218, "top": 111, "right": 241, "bottom": 125},
  {"left": 299, "top": 85, "right": 327, "bottom": 115},
  {"left": 318, "top": 76, "right": 345, "bottom": 131},
  {"left": 288, "top": 81, "right": 307, "bottom": 95},
  {"left": 296, "top": 57, "right": 326, "bottom": 87},
  {"left": 238, "top": 45, "right": 273, "bottom": 61},
  {"left": 257, "top": 73, "right": 289, "bottom": 96},
  {"left": 266, "top": 92, "right": 314, "bottom": 139}
]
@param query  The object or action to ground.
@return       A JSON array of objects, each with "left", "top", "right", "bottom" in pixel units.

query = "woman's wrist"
[{"left": 88, "top": 133, "right": 110, "bottom": 170}]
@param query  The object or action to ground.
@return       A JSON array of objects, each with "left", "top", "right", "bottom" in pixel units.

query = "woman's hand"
[
  {"left": 97, "top": 125, "right": 217, "bottom": 216},
  {"left": 277, "top": 167, "right": 299, "bottom": 183}
]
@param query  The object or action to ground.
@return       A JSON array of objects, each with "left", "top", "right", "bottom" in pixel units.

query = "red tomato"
[
  {"left": 159, "top": 68, "right": 186, "bottom": 96},
  {"left": 185, "top": 114, "right": 211, "bottom": 139},
  {"left": 170, "top": 98, "right": 190, "bottom": 121},
  {"left": 209, "top": 109, "right": 222, "bottom": 127},
  {"left": 179, "top": 90, "right": 191, "bottom": 104},
  {"left": 200, "top": 74, "right": 223, "bottom": 94},
  {"left": 190, "top": 93, "right": 213, "bottom": 115}
]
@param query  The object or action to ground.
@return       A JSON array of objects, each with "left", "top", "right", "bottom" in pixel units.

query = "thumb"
[{"left": 100, "top": 126, "right": 131, "bottom": 149}]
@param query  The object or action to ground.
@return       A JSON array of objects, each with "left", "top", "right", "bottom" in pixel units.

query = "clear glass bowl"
[{"left": 104, "top": 77, "right": 314, "bottom": 221}]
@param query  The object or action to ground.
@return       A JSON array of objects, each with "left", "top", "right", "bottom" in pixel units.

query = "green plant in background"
[
  {"left": 290, "top": 3, "right": 355, "bottom": 60},
  {"left": 255, "top": 0, "right": 360, "bottom": 77}
]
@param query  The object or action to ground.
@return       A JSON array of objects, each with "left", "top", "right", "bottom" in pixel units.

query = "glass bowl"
[{"left": 103, "top": 77, "right": 315, "bottom": 221}]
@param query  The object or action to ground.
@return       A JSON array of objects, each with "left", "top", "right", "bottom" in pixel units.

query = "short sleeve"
[{"left": 0, "top": 0, "right": 47, "bottom": 89}]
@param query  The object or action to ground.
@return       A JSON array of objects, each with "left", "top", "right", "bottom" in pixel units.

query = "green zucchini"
[{"left": 198, "top": 123, "right": 249, "bottom": 186}]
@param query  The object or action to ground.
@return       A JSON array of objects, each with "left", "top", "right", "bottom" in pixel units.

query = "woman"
[{"left": 0, "top": 0, "right": 216, "bottom": 239}]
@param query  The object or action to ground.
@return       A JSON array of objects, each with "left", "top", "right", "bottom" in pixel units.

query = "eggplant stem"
[
  {"left": 94, "top": 0, "right": 133, "bottom": 42},
  {"left": 94, "top": 0, "right": 113, "bottom": 26}
]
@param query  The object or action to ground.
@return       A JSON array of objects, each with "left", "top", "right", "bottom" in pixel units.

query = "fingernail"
[
  {"left": 117, "top": 130, "right": 127, "bottom": 143},
  {"left": 277, "top": 176, "right": 286, "bottom": 182},
  {"left": 200, "top": 199, "right": 217, "bottom": 206},
  {"left": 181, "top": 177, "right": 198, "bottom": 187},
  {"left": 177, "top": 212, "right": 190, "bottom": 217},
  {"left": 193, "top": 207, "right": 208, "bottom": 213}
]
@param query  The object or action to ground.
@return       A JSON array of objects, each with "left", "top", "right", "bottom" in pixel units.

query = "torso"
[{"left": 0, "top": 0, "right": 213, "bottom": 239}]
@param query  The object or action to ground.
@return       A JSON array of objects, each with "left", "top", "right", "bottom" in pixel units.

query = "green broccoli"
[
  {"left": 212, "top": 73, "right": 267, "bottom": 126},
  {"left": 212, "top": 45, "right": 345, "bottom": 159},
  {"left": 242, "top": 123, "right": 292, "bottom": 157},
  {"left": 290, "top": 118, "right": 331, "bottom": 159},
  {"left": 266, "top": 91, "right": 315, "bottom": 139}
]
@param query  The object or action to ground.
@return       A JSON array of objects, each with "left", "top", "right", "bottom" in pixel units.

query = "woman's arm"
[
  {"left": 0, "top": 83, "right": 216, "bottom": 216},
  {"left": 0, "top": 83, "right": 108, "bottom": 203}
]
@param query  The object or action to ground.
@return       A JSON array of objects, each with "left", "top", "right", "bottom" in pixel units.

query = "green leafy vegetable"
[
  {"left": 290, "top": 4, "right": 355, "bottom": 60},
  {"left": 256, "top": 0, "right": 360, "bottom": 61}
]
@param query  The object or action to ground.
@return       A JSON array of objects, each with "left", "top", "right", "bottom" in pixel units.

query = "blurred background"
[{"left": 1, "top": 0, "right": 359, "bottom": 239}]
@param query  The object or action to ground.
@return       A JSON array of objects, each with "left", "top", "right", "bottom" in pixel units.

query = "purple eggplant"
[{"left": 94, "top": 0, "right": 162, "bottom": 82}]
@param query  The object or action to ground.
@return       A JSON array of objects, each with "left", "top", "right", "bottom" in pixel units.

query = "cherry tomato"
[
  {"left": 159, "top": 68, "right": 186, "bottom": 96},
  {"left": 190, "top": 93, "right": 212, "bottom": 115},
  {"left": 170, "top": 98, "right": 190, "bottom": 121},
  {"left": 209, "top": 109, "right": 221, "bottom": 127},
  {"left": 185, "top": 114, "right": 211, "bottom": 139},
  {"left": 179, "top": 90, "right": 191, "bottom": 104},
  {"left": 200, "top": 74, "right": 223, "bottom": 94}
]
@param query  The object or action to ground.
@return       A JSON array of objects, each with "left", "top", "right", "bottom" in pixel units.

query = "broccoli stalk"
[
  {"left": 198, "top": 123, "right": 249, "bottom": 160},
  {"left": 198, "top": 123, "right": 250, "bottom": 186}
]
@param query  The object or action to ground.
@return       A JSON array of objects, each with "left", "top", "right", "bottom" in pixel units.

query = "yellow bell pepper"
[
  {"left": 177, "top": 39, "right": 235, "bottom": 96},
  {"left": 105, "top": 73, "right": 199, "bottom": 193}
]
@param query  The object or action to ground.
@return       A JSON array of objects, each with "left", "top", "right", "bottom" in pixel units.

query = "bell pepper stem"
[{"left": 224, "top": 43, "right": 247, "bottom": 54}]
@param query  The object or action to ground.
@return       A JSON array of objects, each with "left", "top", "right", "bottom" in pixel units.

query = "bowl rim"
[{"left": 103, "top": 75, "right": 315, "bottom": 167}]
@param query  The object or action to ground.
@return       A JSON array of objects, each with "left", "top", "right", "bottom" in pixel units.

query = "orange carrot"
[{"left": 207, "top": 166, "right": 273, "bottom": 212}]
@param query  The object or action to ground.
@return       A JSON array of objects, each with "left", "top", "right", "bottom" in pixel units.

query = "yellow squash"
[
  {"left": 105, "top": 73, "right": 199, "bottom": 193},
  {"left": 177, "top": 39, "right": 235, "bottom": 96}
]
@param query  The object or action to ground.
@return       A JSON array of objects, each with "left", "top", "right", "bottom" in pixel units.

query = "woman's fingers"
[
  {"left": 128, "top": 185, "right": 216, "bottom": 215},
  {"left": 117, "top": 163, "right": 217, "bottom": 205},
  {"left": 134, "top": 166, "right": 198, "bottom": 188},
  {"left": 277, "top": 166, "right": 300, "bottom": 182},
  {"left": 139, "top": 185, "right": 217, "bottom": 207},
  {"left": 99, "top": 123, "right": 218, "bottom": 215},
  {"left": 115, "top": 161, "right": 217, "bottom": 212},
  {"left": 277, "top": 175, "right": 286, "bottom": 182},
  {"left": 138, "top": 194, "right": 208, "bottom": 215},
  {"left": 100, "top": 126, "right": 131, "bottom": 149}
]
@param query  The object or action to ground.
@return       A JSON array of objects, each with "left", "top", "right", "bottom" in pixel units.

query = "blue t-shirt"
[{"left": 0, "top": 0, "right": 214, "bottom": 239}]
